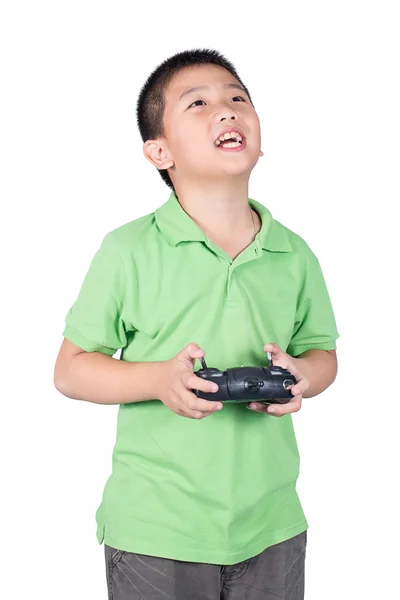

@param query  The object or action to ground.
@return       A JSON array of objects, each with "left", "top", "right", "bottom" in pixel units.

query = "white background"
[{"left": 1, "top": 1, "right": 399, "bottom": 598}]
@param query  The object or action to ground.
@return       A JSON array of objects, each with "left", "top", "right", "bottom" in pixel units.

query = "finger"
[
  {"left": 171, "top": 389, "right": 221, "bottom": 420},
  {"left": 263, "top": 342, "right": 292, "bottom": 369},
  {"left": 186, "top": 343, "right": 204, "bottom": 358},
  {"left": 188, "top": 374, "right": 220, "bottom": 396},
  {"left": 180, "top": 406, "right": 217, "bottom": 420},
  {"left": 290, "top": 377, "right": 310, "bottom": 397},
  {"left": 247, "top": 394, "right": 303, "bottom": 417},
  {"left": 183, "top": 405, "right": 221, "bottom": 419},
  {"left": 263, "top": 342, "right": 283, "bottom": 359},
  {"left": 281, "top": 359, "right": 307, "bottom": 384},
  {"left": 178, "top": 343, "right": 206, "bottom": 370},
  {"left": 185, "top": 390, "right": 223, "bottom": 414}
]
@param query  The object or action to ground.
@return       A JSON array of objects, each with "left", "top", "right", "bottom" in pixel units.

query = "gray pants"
[{"left": 104, "top": 530, "right": 307, "bottom": 600}]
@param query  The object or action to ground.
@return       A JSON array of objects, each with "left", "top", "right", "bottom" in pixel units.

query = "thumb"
[
  {"left": 264, "top": 342, "right": 289, "bottom": 369},
  {"left": 264, "top": 342, "right": 282, "bottom": 357},
  {"left": 181, "top": 343, "right": 205, "bottom": 361}
]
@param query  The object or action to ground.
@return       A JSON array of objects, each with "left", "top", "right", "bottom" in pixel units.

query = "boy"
[{"left": 54, "top": 48, "right": 339, "bottom": 600}]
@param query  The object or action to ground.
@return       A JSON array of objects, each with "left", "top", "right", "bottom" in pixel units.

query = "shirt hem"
[{"left": 99, "top": 519, "right": 309, "bottom": 565}]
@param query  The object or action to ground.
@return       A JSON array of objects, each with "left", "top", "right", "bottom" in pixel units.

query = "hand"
[
  {"left": 246, "top": 343, "right": 310, "bottom": 417},
  {"left": 157, "top": 343, "right": 223, "bottom": 419}
]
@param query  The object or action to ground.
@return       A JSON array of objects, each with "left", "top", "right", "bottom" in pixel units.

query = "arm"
[
  {"left": 294, "top": 348, "right": 338, "bottom": 398},
  {"left": 54, "top": 339, "right": 165, "bottom": 405}
]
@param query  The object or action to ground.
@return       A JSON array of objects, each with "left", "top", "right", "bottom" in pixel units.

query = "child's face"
[{"left": 145, "top": 64, "right": 262, "bottom": 185}]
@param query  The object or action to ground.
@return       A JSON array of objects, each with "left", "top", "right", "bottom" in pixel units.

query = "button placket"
[{"left": 225, "top": 264, "right": 233, "bottom": 305}]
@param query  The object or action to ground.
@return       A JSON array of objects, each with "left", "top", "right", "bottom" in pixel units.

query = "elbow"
[
  {"left": 54, "top": 377, "right": 76, "bottom": 399},
  {"left": 54, "top": 373, "right": 67, "bottom": 396},
  {"left": 53, "top": 365, "right": 70, "bottom": 397},
  {"left": 330, "top": 355, "right": 338, "bottom": 384},
  {"left": 326, "top": 349, "right": 338, "bottom": 383}
]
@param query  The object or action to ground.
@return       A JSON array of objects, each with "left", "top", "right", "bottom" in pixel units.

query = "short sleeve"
[
  {"left": 286, "top": 251, "right": 339, "bottom": 357},
  {"left": 62, "top": 233, "right": 128, "bottom": 355}
]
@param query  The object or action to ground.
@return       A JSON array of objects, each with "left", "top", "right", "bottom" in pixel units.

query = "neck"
[{"left": 174, "top": 178, "right": 258, "bottom": 239}]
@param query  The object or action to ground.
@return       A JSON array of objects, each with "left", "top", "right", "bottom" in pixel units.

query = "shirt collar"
[{"left": 155, "top": 191, "right": 292, "bottom": 252}]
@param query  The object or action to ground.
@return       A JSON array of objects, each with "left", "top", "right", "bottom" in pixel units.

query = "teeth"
[
  {"left": 220, "top": 131, "right": 242, "bottom": 141},
  {"left": 218, "top": 141, "right": 242, "bottom": 149},
  {"left": 214, "top": 130, "right": 243, "bottom": 146}
]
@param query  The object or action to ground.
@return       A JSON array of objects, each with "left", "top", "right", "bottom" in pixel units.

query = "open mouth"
[{"left": 214, "top": 130, "right": 246, "bottom": 150}]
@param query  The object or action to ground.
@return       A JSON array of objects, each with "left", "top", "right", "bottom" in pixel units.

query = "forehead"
[{"left": 165, "top": 64, "right": 241, "bottom": 102}]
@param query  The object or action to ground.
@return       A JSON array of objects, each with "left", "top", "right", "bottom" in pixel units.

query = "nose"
[{"left": 217, "top": 106, "right": 240, "bottom": 123}]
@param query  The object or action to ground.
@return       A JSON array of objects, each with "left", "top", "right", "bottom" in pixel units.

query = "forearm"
[
  {"left": 55, "top": 352, "right": 166, "bottom": 405},
  {"left": 294, "top": 349, "right": 337, "bottom": 398}
]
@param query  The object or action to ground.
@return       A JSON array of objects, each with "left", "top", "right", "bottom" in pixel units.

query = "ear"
[{"left": 143, "top": 139, "right": 174, "bottom": 170}]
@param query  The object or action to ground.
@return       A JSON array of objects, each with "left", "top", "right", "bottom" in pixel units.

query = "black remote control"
[{"left": 192, "top": 352, "right": 296, "bottom": 404}]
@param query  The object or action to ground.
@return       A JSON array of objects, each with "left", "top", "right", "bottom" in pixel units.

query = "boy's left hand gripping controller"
[{"left": 192, "top": 352, "right": 297, "bottom": 404}]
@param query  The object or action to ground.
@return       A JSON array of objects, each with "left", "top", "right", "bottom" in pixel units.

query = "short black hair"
[{"left": 136, "top": 48, "right": 254, "bottom": 192}]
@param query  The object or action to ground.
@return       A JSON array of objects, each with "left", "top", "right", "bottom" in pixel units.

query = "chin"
[{"left": 219, "top": 157, "right": 258, "bottom": 175}]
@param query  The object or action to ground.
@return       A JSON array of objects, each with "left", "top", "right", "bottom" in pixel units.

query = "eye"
[
  {"left": 188, "top": 96, "right": 247, "bottom": 109},
  {"left": 188, "top": 99, "right": 206, "bottom": 108}
]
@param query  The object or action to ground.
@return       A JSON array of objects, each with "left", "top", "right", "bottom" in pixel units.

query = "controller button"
[{"left": 283, "top": 379, "right": 294, "bottom": 390}]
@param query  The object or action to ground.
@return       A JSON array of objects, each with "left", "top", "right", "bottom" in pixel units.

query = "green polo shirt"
[{"left": 62, "top": 191, "right": 339, "bottom": 564}]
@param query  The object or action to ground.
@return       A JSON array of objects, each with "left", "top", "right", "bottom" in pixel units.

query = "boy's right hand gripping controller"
[{"left": 192, "top": 352, "right": 296, "bottom": 404}]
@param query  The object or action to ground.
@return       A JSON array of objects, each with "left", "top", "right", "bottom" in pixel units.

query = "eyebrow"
[{"left": 178, "top": 83, "right": 247, "bottom": 102}]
